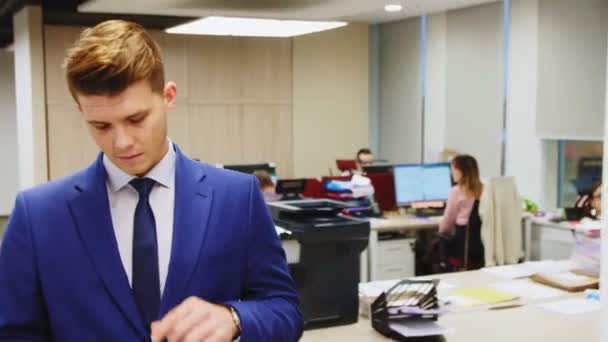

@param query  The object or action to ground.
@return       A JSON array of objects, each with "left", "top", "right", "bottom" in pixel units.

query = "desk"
[
  {"left": 524, "top": 216, "right": 601, "bottom": 261},
  {"left": 366, "top": 216, "right": 441, "bottom": 281},
  {"left": 301, "top": 269, "right": 598, "bottom": 342}
]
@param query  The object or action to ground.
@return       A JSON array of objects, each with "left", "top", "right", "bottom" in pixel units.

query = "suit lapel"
[
  {"left": 160, "top": 148, "right": 213, "bottom": 314},
  {"left": 68, "top": 154, "right": 147, "bottom": 337}
]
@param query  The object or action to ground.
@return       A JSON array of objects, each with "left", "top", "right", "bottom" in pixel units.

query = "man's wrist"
[{"left": 225, "top": 305, "right": 242, "bottom": 339}]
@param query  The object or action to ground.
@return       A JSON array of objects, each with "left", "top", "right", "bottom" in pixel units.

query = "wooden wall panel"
[
  {"left": 241, "top": 38, "right": 292, "bottom": 103},
  {"left": 46, "top": 103, "right": 98, "bottom": 178},
  {"left": 188, "top": 104, "right": 243, "bottom": 164},
  {"left": 151, "top": 32, "right": 191, "bottom": 100},
  {"left": 293, "top": 23, "right": 369, "bottom": 178},
  {"left": 45, "top": 26, "right": 97, "bottom": 179},
  {"left": 167, "top": 104, "right": 191, "bottom": 153},
  {"left": 241, "top": 105, "right": 293, "bottom": 177},
  {"left": 188, "top": 36, "right": 242, "bottom": 103},
  {"left": 44, "top": 26, "right": 77, "bottom": 103}
]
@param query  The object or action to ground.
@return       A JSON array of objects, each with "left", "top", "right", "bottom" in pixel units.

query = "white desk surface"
[
  {"left": 301, "top": 270, "right": 598, "bottom": 342},
  {"left": 369, "top": 215, "right": 441, "bottom": 232},
  {"left": 529, "top": 216, "right": 579, "bottom": 231}
]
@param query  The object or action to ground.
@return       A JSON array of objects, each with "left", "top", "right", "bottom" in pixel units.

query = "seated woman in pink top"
[{"left": 439, "top": 155, "right": 484, "bottom": 270}]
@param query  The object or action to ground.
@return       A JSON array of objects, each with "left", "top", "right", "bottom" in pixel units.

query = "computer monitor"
[
  {"left": 393, "top": 163, "right": 452, "bottom": 207},
  {"left": 363, "top": 164, "right": 393, "bottom": 174},
  {"left": 275, "top": 179, "right": 308, "bottom": 201},
  {"left": 219, "top": 162, "right": 278, "bottom": 183}
]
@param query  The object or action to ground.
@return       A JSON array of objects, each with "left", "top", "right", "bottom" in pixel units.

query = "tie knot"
[{"left": 130, "top": 177, "right": 156, "bottom": 198}]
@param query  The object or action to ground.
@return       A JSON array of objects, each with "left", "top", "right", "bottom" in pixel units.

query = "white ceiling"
[{"left": 79, "top": 0, "right": 502, "bottom": 24}]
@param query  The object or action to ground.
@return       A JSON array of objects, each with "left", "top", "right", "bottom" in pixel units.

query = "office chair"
[
  {"left": 336, "top": 159, "right": 358, "bottom": 172},
  {"left": 571, "top": 157, "right": 602, "bottom": 196},
  {"left": 302, "top": 178, "right": 325, "bottom": 199},
  {"left": 479, "top": 177, "right": 523, "bottom": 266},
  {"left": 366, "top": 172, "right": 396, "bottom": 211},
  {"left": 440, "top": 200, "right": 485, "bottom": 272}
]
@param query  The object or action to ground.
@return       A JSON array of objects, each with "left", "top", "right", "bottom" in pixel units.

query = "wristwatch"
[{"left": 227, "top": 305, "right": 242, "bottom": 339}]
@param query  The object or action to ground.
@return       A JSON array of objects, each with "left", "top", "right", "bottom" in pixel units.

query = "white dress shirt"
[{"left": 103, "top": 141, "right": 175, "bottom": 295}]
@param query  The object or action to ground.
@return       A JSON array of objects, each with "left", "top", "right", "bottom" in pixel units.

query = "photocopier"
[{"left": 268, "top": 199, "right": 370, "bottom": 329}]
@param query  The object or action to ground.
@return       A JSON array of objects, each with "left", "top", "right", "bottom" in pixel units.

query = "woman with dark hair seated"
[
  {"left": 438, "top": 155, "right": 485, "bottom": 271},
  {"left": 575, "top": 182, "right": 601, "bottom": 220}
]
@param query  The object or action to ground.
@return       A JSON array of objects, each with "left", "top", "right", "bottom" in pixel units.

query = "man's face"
[
  {"left": 77, "top": 80, "right": 176, "bottom": 176},
  {"left": 358, "top": 153, "right": 374, "bottom": 168}
]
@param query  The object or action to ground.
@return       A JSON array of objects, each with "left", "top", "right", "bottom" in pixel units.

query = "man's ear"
[{"left": 164, "top": 82, "right": 177, "bottom": 109}]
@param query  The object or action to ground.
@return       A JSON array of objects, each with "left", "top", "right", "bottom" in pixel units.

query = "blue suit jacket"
[{"left": 0, "top": 147, "right": 302, "bottom": 341}]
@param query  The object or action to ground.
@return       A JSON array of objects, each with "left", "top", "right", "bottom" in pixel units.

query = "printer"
[{"left": 268, "top": 199, "right": 370, "bottom": 329}]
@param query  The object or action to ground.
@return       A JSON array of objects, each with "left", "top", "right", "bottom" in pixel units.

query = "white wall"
[
  {"left": 507, "top": 0, "right": 607, "bottom": 208},
  {"left": 536, "top": 0, "right": 608, "bottom": 140},
  {"left": 13, "top": 6, "right": 48, "bottom": 189},
  {"left": 506, "top": 0, "right": 544, "bottom": 205},
  {"left": 600, "top": 29, "right": 608, "bottom": 336},
  {"left": 380, "top": 3, "right": 503, "bottom": 175},
  {"left": 425, "top": 13, "right": 447, "bottom": 163},
  {"left": 378, "top": 18, "right": 422, "bottom": 164},
  {"left": 444, "top": 2, "right": 504, "bottom": 178},
  {"left": 369, "top": 25, "right": 380, "bottom": 155},
  {"left": 0, "top": 51, "right": 18, "bottom": 215}
]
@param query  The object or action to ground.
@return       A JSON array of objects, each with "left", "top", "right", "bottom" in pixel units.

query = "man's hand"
[{"left": 151, "top": 296, "right": 237, "bottom": 342}]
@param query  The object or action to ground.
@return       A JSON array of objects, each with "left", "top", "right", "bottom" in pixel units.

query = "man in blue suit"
[{"left": 0, "top": 20, "right": 302, "bottom": 341}]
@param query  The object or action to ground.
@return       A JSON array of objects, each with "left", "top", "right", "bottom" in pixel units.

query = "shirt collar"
[{"left": 103, "top": 140, "right": 176, "bottom": 193}]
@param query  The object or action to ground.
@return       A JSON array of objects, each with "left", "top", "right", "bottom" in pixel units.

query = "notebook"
[{"left": 451, "top": 287, "right": 519, "bottom": 305}]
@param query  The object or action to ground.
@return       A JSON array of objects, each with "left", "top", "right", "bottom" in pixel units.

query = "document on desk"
[
  {"left": 360, "top": 279, "right": 456, "bottom": 308},
  {"left": 359, "top": 279, "right": 400, "bottom": 297},
  {"left": 489, "top": 279, "right": 566, "bottom": 300},
  {"left": 388, "top": 320, "right": 447, "bottom": 337},
  {"left": 482, "top": 260, "right": 576, "bottom": 279},
  {"left": 573, "top": 220, "right": 603, "bottom": 232},
  {"left": 481, "top": 264, "right": 537, "bottom": 279},
  {"left": 451, "top": 287, "right": 518, "bottom": 305},
  {"left": 525, "top": 260, "right": 578, "bottom": 274},
  {"left": 413, "top": 277, "right": 456, "bottom": 290},
  {"left": 538, "top": 298, "right": 599, "bottom": 315},
  {"left": 360, "top": 278, "right": 455, "bottom": 299}
]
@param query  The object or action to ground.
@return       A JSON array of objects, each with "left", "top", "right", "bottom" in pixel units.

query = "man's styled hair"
[{"left": 63, "top": 20, "right": 165, "bottom": 101}]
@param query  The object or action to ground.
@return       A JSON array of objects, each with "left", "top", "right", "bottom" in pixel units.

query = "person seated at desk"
[
  {"left": 356, "top": 148, "right": 374, "bottom": 173},
  {"left": 340, "top": 148, "right": 375, "bottom": 176},
  {"left": 438, "top": 155, "right": 485, "bottom": 270},
  {"left": 254, "top": 170, "right": 281, "bottom": 202},
  {"left": 575, "top": 181, "right": 601, "bottom": 220},
  {"left": 570, "top": 182, "right": 602, "bottom": 276}
]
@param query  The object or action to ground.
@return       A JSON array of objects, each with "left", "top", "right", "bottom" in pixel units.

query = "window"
[{"left": 557, "top": 140, "right": 603, "bottom": 207}]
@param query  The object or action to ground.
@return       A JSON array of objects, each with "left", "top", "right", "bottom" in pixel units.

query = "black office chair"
[
  {"left": 571, "top": 157, "right": 602, "bottom": 196},
  {"left": 440, "top": 200, "right": 485, "bottom": 272}
]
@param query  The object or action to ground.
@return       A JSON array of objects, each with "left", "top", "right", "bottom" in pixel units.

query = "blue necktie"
[{"left": 130, "top": 177, "right": 161, "bottom": 329}]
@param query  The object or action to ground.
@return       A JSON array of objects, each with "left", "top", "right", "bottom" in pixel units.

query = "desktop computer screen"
[
  {"left": 363, "top": 164, "right": 393, "bottom": 174},
  {"left": 219, "top": 162, "right": 278, "bottom": 183},
  {"left": 393, "top": 163, "right": 452, "bottom": 206}
]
